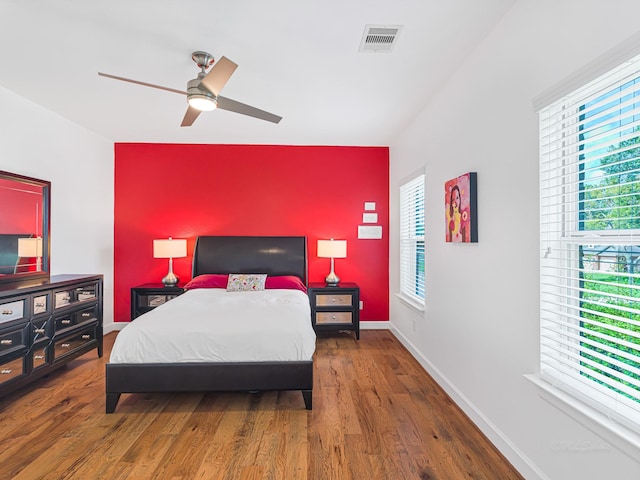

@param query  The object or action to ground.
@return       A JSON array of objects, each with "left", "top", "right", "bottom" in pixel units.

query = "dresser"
[
  {"left": 308, "top": 282, "right": 360, "bottom": 339},
  {"left": 0, "top": 274, "right": 103, "bottom": 397}
]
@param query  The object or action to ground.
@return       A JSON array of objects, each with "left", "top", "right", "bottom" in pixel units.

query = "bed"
[{"left": 105, "top": 235, "right": 315, "bottom": 413}]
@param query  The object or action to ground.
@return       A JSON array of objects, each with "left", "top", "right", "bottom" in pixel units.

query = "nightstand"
[
  {"left": 130, "top": 283, "right": 185, "bottom": 320},
  {"left": 308, "top": 282, "right": 360, "bottom": 340}
]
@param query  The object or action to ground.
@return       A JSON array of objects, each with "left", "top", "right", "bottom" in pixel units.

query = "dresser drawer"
[
  {"left": 33, "top": 294, "right": 50, "bottom": 316},
  {"left": 0, "top": 356, "right": 25, "bottom": 385},
  {"left": 31, "top": 317, "right": 52, "bottom": 343},
  {"left": 31, "top": 342, "right": 51, "bottom": 370},
  {"left": 316, "top": 312, "right": 353, "bottom": 324},
  {"left": 54, "top": 290, "right": 72, "bottom": 308},
  {"left": 54, "top": 282, "right": 99, "bottom": 309},
  {"left": 315, "top": 294, "right": 353, "bottom": 306},
  {"left": 53, "top": 327, "right": 98, "bottom": 361},
  {"left": 0, "top": 325, "right": 28, "bottom": 357},
  {"left": 0, "top": 298, "right": 26, "bottom": 325},
  {"left": 53, "top": 305, "right": 98, "bottom": 333}
]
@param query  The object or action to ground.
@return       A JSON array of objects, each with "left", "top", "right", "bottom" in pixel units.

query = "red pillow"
[
  {"left": 265, "top": 275, "right": 307, "bottom": 293},
  {"left": 183, "top": 274, "right": 229, "bottom": 290}
]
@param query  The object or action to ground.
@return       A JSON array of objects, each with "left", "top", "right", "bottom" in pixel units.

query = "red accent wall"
[{"left": 114, "top": 143, "right": 389, "bottom": 323}]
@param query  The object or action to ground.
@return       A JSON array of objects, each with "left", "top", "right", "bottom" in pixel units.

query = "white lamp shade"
[
  {"left": 18, "top": 237, "right": 43, "bottom": 257},
  {"left": 317, "top": 239, "right": 347, "bottom": 259},
  {"left": 153, "top": 238, "right": 187, "bottom": 258}
]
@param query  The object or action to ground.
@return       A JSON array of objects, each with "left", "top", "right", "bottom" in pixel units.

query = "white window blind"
[
  {"left": 539, "top": 52, "right": 640, "bottom": 432},
  {"left": 400, "top": 174, "right": 425, "bottom": 305}
]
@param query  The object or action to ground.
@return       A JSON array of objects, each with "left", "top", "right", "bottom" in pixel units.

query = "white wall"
[
  {"left": 0, "top": 85, "right": 115, "bottom": 328},
  {"left": 389, "top": 1, "right": 640, "bottom": 479}
]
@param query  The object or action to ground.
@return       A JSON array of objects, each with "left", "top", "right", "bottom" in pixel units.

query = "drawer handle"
[
  {"left": 61, "top": 319, "right": 72, "bottom": 325},
  {"left": 2, "top": 310, "right": 13, "bottom": 315},
  {"left": 34, "top": 355, "right": 44, "bottom": 360},
  {"left": 81, "top": 313, "right": 91, "bottom": 318},
  {"left": 35, "top": 328, "right": 45, "bottom": 334},
  {"left": 0, "top": 339, "right": 13, "bottom": 345},
  {"left": 61, "top": 343, "right": 70, "bottom": 348},
  {"left": 81, "top": 334, "right": 90, "bottom": 340},
  {"left": 1, "top": 369, "right": 12, "bottom": 374},
  {"left": 35, "top": 302, "right": 45, "bottom": 308}
]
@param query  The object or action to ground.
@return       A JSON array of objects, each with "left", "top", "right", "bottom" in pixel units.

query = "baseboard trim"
[
  {"left": 104, "top": 322, "right": 127, "bottom": 335},
  {"left": 361, "top": 320, "right": 389, "bottom": 330}
]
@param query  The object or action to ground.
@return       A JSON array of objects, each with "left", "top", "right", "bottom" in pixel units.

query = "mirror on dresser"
[{"left": 0, "top": 171, "right": 50, "bottom": 284}]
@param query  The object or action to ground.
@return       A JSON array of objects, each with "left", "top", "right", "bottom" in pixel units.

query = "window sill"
[
  {"left": 395, "top": 293, "right": 425, "bottom": 312},
  {"left": 524, "top": 373, "right": 640, "bottom": 460}
]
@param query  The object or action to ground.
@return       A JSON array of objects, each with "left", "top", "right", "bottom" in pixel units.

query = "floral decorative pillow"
[{"left": 226, "top": 273, "right": 267, "bottom": 292}]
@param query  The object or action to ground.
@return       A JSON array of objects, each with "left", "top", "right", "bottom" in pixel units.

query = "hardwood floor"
[{"left": 0, "top": 331, "right": 523, "bottom": 480}]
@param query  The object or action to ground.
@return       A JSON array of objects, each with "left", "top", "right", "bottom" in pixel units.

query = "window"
[
  {"left": 539, "top": 53, "right": 640, "bottom": 432},
  {"left": 399, "top": 173, "right": 425, "bottom": 306}
]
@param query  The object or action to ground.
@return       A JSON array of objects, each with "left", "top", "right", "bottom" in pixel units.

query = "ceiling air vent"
[{"left": 359, "top": 25, "right": 403, "bottom": 53}]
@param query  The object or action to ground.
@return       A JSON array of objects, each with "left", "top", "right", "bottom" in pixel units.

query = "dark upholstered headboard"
[{"left": 192, "top": 236, "right": 307, "bottom": 285}]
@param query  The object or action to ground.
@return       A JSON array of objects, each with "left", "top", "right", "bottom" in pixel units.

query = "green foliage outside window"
[{"left": 580, "top": 119, "right": 640, "bottom": 401}]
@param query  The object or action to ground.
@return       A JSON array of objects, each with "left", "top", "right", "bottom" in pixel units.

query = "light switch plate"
[
  {"left": 362, "top": 213, "right": 378, "bottom": 223},
  {"left": 358, "top": 225, "right": 383, "bottom": 239}
]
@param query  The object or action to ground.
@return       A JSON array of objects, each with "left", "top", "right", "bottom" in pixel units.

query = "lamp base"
[
  {"left": 161, "top": 257, "right": 179, "bottom": 287},
  {"left": 162, "top": 272, "right": 179, "bottom": 287},
  {"left": 324, "top": 271, "right": 340, "bottom": 287}
]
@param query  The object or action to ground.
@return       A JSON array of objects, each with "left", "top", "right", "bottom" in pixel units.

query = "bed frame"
[{"left": 105, "top": 235, "right": 312, "bottom": 413}]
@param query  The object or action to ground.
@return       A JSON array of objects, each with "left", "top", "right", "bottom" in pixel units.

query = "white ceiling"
[{"left": 0, "top": 0, "right": 515, "bottom": 146}]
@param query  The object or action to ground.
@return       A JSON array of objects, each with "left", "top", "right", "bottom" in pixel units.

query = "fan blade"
[
  {"left": 200, "top": 56, "right": 238, "bottom": 96},
  {"left": 181, "top": 105, "right": 202, "bottom": 127},
  {"left": 217, "top": 96, "right": 282, "bottom": 124},
  {"left": 98, "top": 72, "right": 187, "bottom": 96}
]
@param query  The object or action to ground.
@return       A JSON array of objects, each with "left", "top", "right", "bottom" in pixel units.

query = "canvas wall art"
[{"left": 445, "top": 172, "right": 477, "bottom": 243}]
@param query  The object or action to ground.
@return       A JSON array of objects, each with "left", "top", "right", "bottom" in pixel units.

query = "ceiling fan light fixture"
[
  {"left": 99, "top": 50, "right": 281, "bottom": 126},
  {"left": 188, "top": 94, "right": 217, "bottom": 111}
]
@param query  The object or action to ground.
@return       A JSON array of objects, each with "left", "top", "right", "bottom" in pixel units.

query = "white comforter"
[{"left": 110, "top": 288, "right": 316, "bottom": 363}]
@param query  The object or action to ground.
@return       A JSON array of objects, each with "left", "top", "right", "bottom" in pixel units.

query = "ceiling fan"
[{"left": 98, "top": 51, "right": 282, "bottom": 126}]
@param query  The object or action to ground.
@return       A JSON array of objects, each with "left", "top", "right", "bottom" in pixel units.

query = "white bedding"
[{"left": 110, "top": 288, "right": 316, "bottom": 364}]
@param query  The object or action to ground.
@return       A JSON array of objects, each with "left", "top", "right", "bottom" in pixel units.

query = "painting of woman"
[{"left": 445, "top": 172, "right": 477, "bottom": 243}]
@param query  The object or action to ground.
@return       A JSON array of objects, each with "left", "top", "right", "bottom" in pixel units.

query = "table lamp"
[
  {"left": 153, "top": 237, "right": 187, "bottom": 286},
  {"left": 317, "top": 239, "right": 347, "bottom": 286},
  {"left": 18, "top": 237, "right": 43, "bottom": 271}
]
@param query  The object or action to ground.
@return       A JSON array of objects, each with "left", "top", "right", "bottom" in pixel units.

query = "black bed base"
[{"left": 105, "top": 361, "right": 313, "bottom": 413}]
